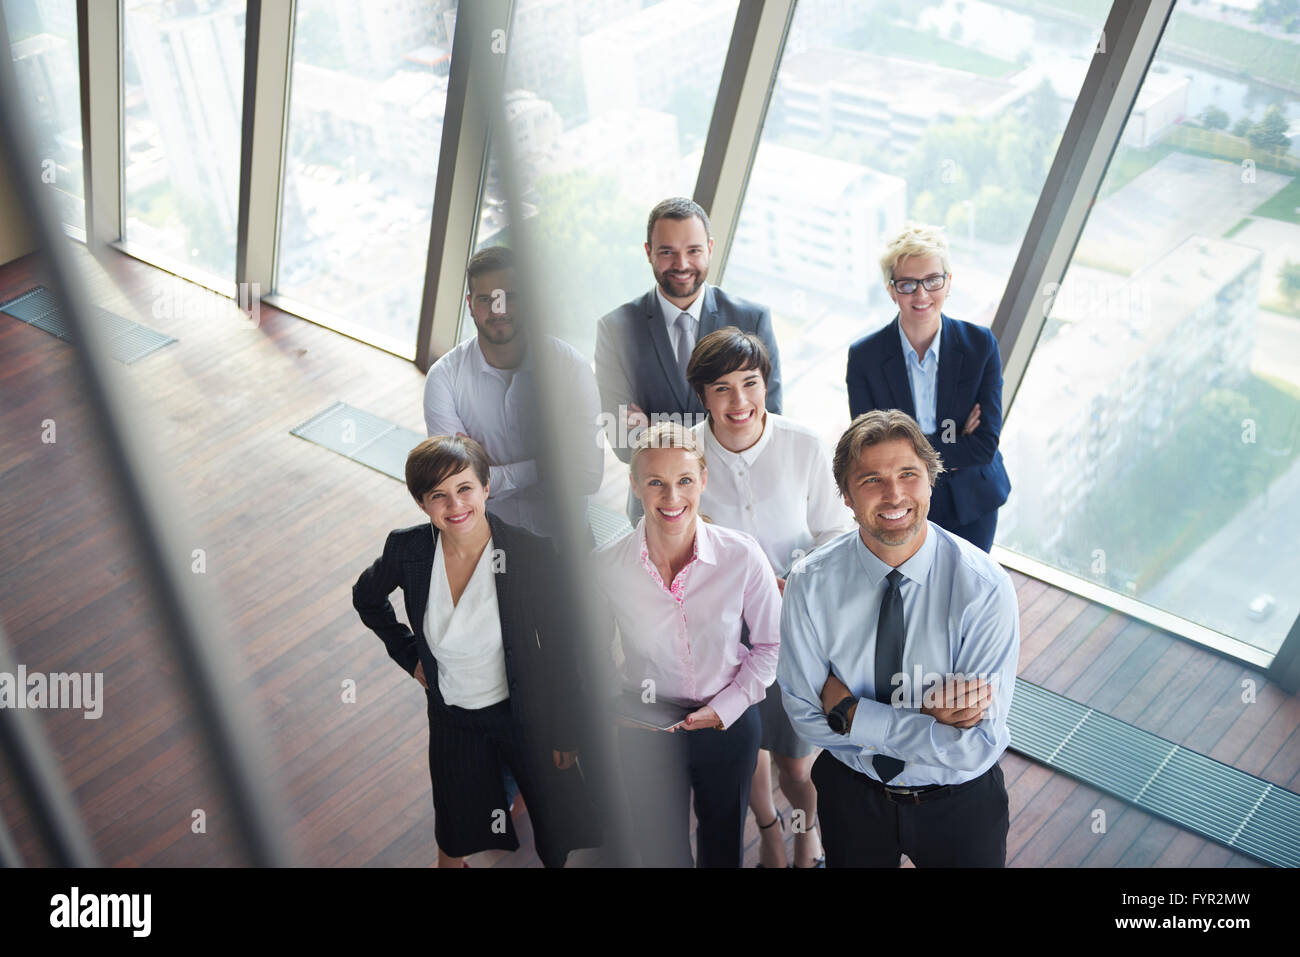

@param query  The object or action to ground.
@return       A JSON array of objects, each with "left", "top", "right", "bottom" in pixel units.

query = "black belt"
[{"left": 861, "top": 766, "right": 990, "bottom": 805}]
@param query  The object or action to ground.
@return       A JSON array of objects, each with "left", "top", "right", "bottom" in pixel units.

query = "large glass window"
[
  {"left": 471, "top": 0, "right": 740, "bottom": 356},
  {"left": 722, "top": 0, "right": 1111, "bottom": 446},
  {"left": 998, "top": 0, "right": 1300, "bottom": 657},
  {"left": 275, "top": 0, "right": 457, "bottom": 356},
  {"left": 121, "top": 0, "right": 246, "bottom": 281},
  {"left": 4, "top": 0, "right": 84, "bottom": 235}
]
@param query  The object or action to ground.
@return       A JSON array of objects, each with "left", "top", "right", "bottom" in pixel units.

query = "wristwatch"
[{"left": 826, "top": 695, "right": 857, "bottom": 735}]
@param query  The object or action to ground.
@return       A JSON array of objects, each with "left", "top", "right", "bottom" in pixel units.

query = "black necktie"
[{"left": 873, "top": 569, "right": 906, "bottom": 783}]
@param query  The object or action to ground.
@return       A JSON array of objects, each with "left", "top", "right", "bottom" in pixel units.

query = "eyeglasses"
[{"left": 889, "top": 274, "right": 948, "bottom": 295}]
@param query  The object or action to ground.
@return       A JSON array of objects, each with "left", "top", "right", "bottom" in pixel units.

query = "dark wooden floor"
[{"left": 0, "top": 245, "right": 1294, "bottom": 867}]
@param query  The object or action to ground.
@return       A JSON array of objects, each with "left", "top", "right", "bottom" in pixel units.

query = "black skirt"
[{"left": 424, "top": 691, "right": 599, "bottom": 865}]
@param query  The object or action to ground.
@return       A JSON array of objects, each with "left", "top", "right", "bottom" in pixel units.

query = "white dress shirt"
[
  {"left": 657, "top": 283, "right": 706, "bottom": 364},
  {"left": 423, "top": 532, "right": 509, "bottom": 709},
  {"left": 423, "top": 334, "right": 604, "bottom": 538},
  {"left": 592, "top": 516, "right": 782, "bottom": 730},
  {"left": 691, "top": 413, "right": 853, "bottom": 576}
]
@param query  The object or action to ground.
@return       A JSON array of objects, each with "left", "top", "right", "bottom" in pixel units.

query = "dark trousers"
[
  {"left": 937, "top": 509, "right": 998, "bottom": 553},
  {"left": 811, "top": 752, "right": 1009, "bottom": 867},
  {"left": 616, "top": 704, "right": 761, "bottom": 867}
]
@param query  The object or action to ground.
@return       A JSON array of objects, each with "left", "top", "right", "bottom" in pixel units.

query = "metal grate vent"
[
  {"left": 290, "top": 402, "right": 422, "bottom": 480},
  {"left": 0, "top": 286, "right": 176, "bottom": 363},
  {"left": 1009, "top": 679, "right": 1299, "bottom": 867},
  {"left": 587, "top": 502, "right": 632, "bottom": 548}
]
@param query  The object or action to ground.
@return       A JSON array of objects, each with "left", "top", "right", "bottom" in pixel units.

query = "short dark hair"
[
  {"left": 832, "top": 410, "right": 944, "bottom": 496},
  {"left": 406, "top": 435, "right": 491, "bottom": 505},
  {"left": 686, "top": 326, "right": 771, "bottom": 407},
  {"left": 466, "top": 245, "right": 514, "bottom": 290},
  {"left": 646, "top": 197, "right": 711, "bottom": 247}
]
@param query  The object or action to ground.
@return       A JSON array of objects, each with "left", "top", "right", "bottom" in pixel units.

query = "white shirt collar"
[
  {"left": 656, "top": 283, "right": 708, "bottom": 330},
  {"left": 702, "top": 410, "right": 774, "bottom": 467},
  {"left": 470, "top": 334, "right": 530, "bottom": 380}
]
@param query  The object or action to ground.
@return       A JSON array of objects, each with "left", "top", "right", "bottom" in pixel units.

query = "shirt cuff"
[
  {"left": 707, "top": 683, "right": 750, "bottom": 731},
  {"left": 846, "top": 698, "right": 894, "bottom": 756}
]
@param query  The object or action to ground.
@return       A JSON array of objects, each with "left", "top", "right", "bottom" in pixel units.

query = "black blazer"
[
  {"left": 594, "top": 284, "right": 783, "bottom": 464},
  {"left": 352, "top": 512, "right": 582, "bottom": 752},
  {"left": 846, "top": 314, "right": 1011, "bottom": 527}
]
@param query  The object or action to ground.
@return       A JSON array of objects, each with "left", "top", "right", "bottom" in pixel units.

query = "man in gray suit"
[{"left": 595, "top": 198, "right": 783, "bottom": 489}]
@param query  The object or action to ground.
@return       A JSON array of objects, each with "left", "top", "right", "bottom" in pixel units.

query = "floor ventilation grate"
[
  {"left": 0, "top": 285, "right": 176, "bottom": 363},
  {"left": 1009, "top": 679, "right": 1299, "bottom": 867}
]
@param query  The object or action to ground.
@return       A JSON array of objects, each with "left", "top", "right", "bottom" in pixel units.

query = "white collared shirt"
[
  {"left": 692, "top": 413, "right": 854, "bottom": 576},
  {"left": 656, "top": 283, "right": 706, "bottom": 363},
  {"left": 591, "top": 516, "right": 782, "bottom": 730},
  {"left": 423, "top": 532, "right": 509, "bottom": 709},
  {"left": 898, "top": 317, "right": 941, "bottom": 434},
  {"left": 422, "top": 333, "right": 604, "bottom": 538}
]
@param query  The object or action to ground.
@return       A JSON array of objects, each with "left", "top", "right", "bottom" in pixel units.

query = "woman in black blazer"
[{"left": 352, "top": 435, "right": 597, "bottom": 867}]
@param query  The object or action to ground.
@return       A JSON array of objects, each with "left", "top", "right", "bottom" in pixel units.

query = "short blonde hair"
[
  {"left": 879, "top": 222, "right": 951, "bottom": 285},
  {"left": 832, "top": 410, "right": 944, "bottom": 496},
  {"left": 629, "top": 421, "right": 707, "bottom": 480}
]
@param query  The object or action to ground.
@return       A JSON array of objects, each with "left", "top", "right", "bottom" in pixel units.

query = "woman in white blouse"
[
  {"left": 592, "top": 422, "right": 782, "bottom": 867},
  {"left": 353, "top": 435, "right": 597, "bottom": 867},
  {"left": 687, "top": 327, "right": 854, "bottom": 868}
]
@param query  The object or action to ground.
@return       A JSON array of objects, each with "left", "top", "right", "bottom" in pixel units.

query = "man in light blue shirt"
[{"left": 778, "top": 409, "right": 1020, "bottom": 866}]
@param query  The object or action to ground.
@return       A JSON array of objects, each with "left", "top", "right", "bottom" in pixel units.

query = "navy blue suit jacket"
[
  {"left": 846, "top": 314, "right": 1011, "bottom": 528},
  {"left": 595, "top": 284, "right": 782, "bottom": 464}
]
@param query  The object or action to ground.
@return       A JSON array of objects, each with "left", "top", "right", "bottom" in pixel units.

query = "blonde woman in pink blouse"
[{"left": 592, "top": 422, "right": 782, "bottom": 867}]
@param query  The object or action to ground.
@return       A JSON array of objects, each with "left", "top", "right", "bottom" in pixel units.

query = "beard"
[
  {"left": 861, "top": 503, "right": 926, "bottom": 547},
  {"left": 654, "top": 265, "right": 705, "bottom": 300},
  {"left": 475, "top": 314, "right": 517, "bottom": 344}
]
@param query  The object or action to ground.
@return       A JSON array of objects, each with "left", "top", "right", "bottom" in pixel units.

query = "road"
[{"left": 1144, "top": 450, "right": 1300, "bottom": 655}]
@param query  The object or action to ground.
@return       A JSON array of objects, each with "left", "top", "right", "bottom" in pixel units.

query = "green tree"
[
  {"left": 526, "top": 170, "right": 645, "bottom": 356},
  {"left": 1232, "top": 116, "right": 1253, "bottom": 138},
  {"left": 1248, "top": 104, "right": 1291, "bottom": 151},
  {"left": 1279, "top": 258, "right": 1300, "bottom": 307},
  {"left": 1028, "top": 78, "right": 1061, "bottom": 131},
  {"left": 1195, "top": 388, "right": 1256, "bottom": 501},
  {"left": 1201, "top": 105, "right": 1230, "bottom": 131}
]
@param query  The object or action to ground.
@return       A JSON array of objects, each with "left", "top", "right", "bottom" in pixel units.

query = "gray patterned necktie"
[{"left": 674, "top": 311, "right": 693, "bottom": 377}]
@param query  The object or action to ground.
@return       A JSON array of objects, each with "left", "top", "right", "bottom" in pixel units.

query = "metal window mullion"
[
  {"left": 414, "top": 0, "right": 509, "bottom": 372},
  {"left": 993, "top": 0, "right": 1176, "bottom": 410},
  {"left": 1266, "top": 613, "right": 1300, "bottom": 693},
  {"left": 697, "top": 0, "right": 796, "bottom": 283},
  {"left": 238, "top": 0, "right": 294, "bottom": 295},
  {"left": 78, "top": 0, "right": 123, "bottom": 249}
]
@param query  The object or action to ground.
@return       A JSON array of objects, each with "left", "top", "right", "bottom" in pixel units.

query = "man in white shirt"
[{"left": 423, "top": 246, "right": 604, "bottom": 539}]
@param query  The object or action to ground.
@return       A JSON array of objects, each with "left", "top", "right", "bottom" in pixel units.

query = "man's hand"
[
  {"left": 962, "top": 403, "right": 981, "bottom": 436},
  {"left": 553, "top": 750, "right": 577, "bottom": 770},
  {"left": 820, "top": 672, "right": 858, "bottom": 732},
  {"left": 625, "top": 402, "right": 649, "bottom": 432},
  {"left": 413, "top": 660, "right": 429, "bottom": 689},
  {"left": 672, "top": 705, "right": 722, "bottom": 732},
  {"left": 821, "top": 669, "right": 857, "bottom": 713},
  {"left": 922, "top": 676, "right": 992, "bottom": 728}
]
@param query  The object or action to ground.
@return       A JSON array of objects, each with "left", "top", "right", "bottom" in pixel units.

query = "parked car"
[{"left": 1247, "top": 594, "right": 1276, "bottom": 622}]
